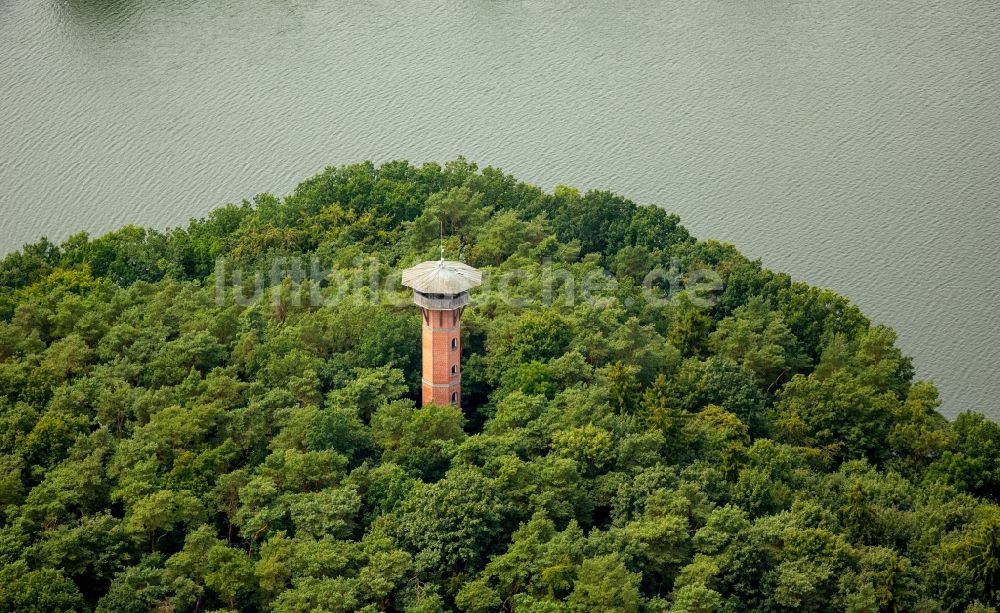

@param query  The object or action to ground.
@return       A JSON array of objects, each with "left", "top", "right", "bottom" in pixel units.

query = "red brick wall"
[{"left": 421, "top": 307, "right": 462, "bottom": 406}]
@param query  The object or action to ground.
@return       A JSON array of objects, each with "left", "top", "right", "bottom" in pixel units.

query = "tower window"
[
  {"left": 451, "top": 364, "right": 458, "bottom": 374},
  {"left": 451, "top": 338, "right": 458, "bottom": 350},
  {"left": 451, "top": 392, "right": 458, "bottom": 404}
]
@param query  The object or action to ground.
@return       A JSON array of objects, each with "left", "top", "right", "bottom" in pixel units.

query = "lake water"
[{"left": 1, "top": 0, "right": 998, "bottom": 419}]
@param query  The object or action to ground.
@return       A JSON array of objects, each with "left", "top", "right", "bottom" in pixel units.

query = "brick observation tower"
[{"left": 401, "top": 258, "right": 482, "bottom": 407}]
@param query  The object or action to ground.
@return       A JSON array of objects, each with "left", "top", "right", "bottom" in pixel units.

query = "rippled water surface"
[{"left": 1, "top": 0, "right": 998, "bottom": 418}]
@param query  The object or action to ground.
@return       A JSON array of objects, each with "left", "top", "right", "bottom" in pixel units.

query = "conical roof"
[{"left": 401, "top": 259, "right": 482, "bottom": 295}]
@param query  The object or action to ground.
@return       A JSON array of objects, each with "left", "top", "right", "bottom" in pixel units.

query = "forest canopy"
[{"left": 0, "top": 159, "right": 998, "bottom": 612}]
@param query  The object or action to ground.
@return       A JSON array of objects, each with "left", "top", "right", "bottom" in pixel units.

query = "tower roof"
[{"left": 401, "top": 259, "right": 482, "bottom": 295}]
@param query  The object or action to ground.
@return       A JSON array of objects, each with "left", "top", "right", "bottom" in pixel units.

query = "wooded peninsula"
[{"left": 0, "top": 160, "right": 997, "bottom": 612}]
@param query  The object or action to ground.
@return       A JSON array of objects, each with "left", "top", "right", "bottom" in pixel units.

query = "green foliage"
[
  {"left": 0, "top": 159, "right": 994, "bottom": 611},
  {"left": 926, "top": 411, "right": 1000, "bottom": 501},
  {"left": 411, "top": 186, "right": 491, "bottom": 251},
  {"left": 391, "top": 466, "right": 511, "bottom": 578},
  {"left": 371, "top": 400, "right": 466, "bottom": 479},
  {"left": 770, "top": 370, "right": 898, "bottom": 464},
  {"left": 709, "top": 297, "right": 809, "bottom": 387},
  {"left": 568, "top": 554, "right": 642, "bottom": 612},
  {"left": 0, "top": 560, "right": 84, "bottom": 613}
]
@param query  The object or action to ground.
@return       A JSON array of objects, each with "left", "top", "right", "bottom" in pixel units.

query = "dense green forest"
[{"left": 0, "top": 159, "right": 998, "bottom": 612}]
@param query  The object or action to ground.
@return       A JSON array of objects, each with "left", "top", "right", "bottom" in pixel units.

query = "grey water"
[{"left": 0, "top": 0, "right": 997, "bottom": 419}]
